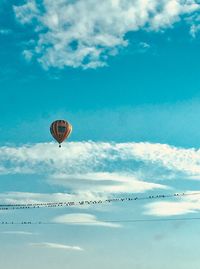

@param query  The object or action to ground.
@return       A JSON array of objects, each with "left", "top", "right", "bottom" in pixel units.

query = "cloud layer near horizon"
[
  {"left": 1, "top": 141, "right": 200, "bottom": 217},
  {"left": 13, "top": 0, "right": 200, "bottom": 69},
  {"left": 1, "top": 141, "right": 200, "bottom": 177},
  {"left": 0, "top": 141, "right": 200, "bottom": 196}
]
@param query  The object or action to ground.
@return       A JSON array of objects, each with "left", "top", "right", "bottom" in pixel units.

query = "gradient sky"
[{"left": 1, "top": 1, "right": 200, "bottom": 269}]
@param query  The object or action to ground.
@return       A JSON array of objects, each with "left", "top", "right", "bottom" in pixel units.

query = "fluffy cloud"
[
  {"left": 53, "top": 213, "right": 121, "bottom": 228},
  {"left": 1, "top": 141, "right": 200, "bottom": 176},
  {"left": 30, "top": 242, "right": 83, "bottom": 251},
  {"left": 1, "top": 141, "right": 200, "bottom": 199},
  {"left": 0, "top": 142, "right": 172, "bottom": 197},
  {"left": 13, "top": 0, "right": 200, "bottom": 69}
]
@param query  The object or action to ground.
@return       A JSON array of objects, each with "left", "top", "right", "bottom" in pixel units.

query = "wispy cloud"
[
  {"left": 1, "top": 141, "right": 200, "bottom": 177},
  {"left": 0, "top": 29, "right": 12, "bottom": 35},
  {"left": 0, "top": 191, "right": 104, "bottom": 205},
  {"left": 50, "top": 172, "right": 167, "bottom": 194},
  {"left": 2, "top": 231, "right": 34, "bottom": 235},
  {"left": 30, "top": 242, "right": 83, "bottom": 251},
  {"left": 145, "top": 191, "right": 200, "bottom": 216},
  {"left": 53, "top": 213, "right": 121, "bottom": 228},
  {"left": 0, "top": 141, "right": 174, "bottom": 195},
  {"left": 13, "top": 0, "right": 200, "bottom": 69},
  {"left": 1, "top": 141, "right": 200, "bottom": 196}
]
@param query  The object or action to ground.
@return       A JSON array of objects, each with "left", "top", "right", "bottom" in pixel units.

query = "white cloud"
[
  {"left": 53, "top": 213, "right": 121, "bottom": 228},
  {"left": 0, "top": 191, "right": 103, "bottom": 205},
  {"left": 13, "top": 0, "right": 200, "bottom": 69},
  {"left": 1, "top": 141, "right": 200, "bottom": 196},
  {"left": 0, "top": 141, "right": 178, "bottom": 195},
  {"left": 187, "top": 10, "right": 200, "bottom": 37},
  {"left": 23, "top": 50, "right": 33, "bottom": 62},
  {"left": 124, "top": 142, "right": 200, "bottom": 176},
  {"left": 1, "top": 141, "right": 200, "bottom": 177},
  {"left": 146, "top": 201, "right": 196, "bottom": 216},
  {"left": 2, "top": 142, "right": 200, "bottom": 217},
  {"left": 50, "top": 172, "right": 167, "bottom": 194},
  {"left": 145, "top": 191, "right": 200, "bottom": 216},
  {"left": 14, "top": 0, "right": 39, "bottom": 24},
  {"left": 30, "top": 242, "right": 83, "bottom": 251}
]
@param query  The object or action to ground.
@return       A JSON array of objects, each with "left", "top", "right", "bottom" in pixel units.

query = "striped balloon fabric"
[{"left": 50, "top": 120, "right": 72, "bottom": 147}]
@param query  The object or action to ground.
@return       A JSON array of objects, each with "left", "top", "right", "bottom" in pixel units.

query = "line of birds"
[
  {"left": 0, "top": 191, "right": 200, "bottom": 211},
  {"left": 1, "top": 191, "right": 200, "bottom": 224}
]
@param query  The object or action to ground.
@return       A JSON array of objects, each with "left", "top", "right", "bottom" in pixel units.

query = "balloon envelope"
[{"left": 50, "top": 120, "right": 72, "bottom": 146}]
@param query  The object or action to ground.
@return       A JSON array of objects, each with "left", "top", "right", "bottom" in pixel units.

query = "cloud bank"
[
  {"left": 13, "top": 0, "right": 200, "bottom": 69},
  {"left": 0, "top": 141, "right": 200, "bottom": 202},
  {"left": 1, "top": 142, "right": 200, "bottom": 216},
  {"left": 1, "top": 141, "right": 200, "bottom": 177}
]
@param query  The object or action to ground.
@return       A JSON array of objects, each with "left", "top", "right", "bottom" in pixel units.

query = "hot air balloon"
[{"left": 50, "top": 120, "right": 72, "bottom": 147}]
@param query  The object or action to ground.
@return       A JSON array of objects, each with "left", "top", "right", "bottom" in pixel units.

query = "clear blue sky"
[{"left": 1, "top": 1, "right": 200, "bottom": 269}]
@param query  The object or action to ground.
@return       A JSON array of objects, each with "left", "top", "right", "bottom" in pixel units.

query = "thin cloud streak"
[
  {"left": 30, "top": 242, "right": 83, "bottom": 251},
  {"left": 2, "top": 231, "right": 34, "bottom": 235}
]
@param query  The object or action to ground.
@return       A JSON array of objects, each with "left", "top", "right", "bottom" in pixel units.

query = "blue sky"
[{"left": 1, "top": 1, "right": 200, "bottom": 268}]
